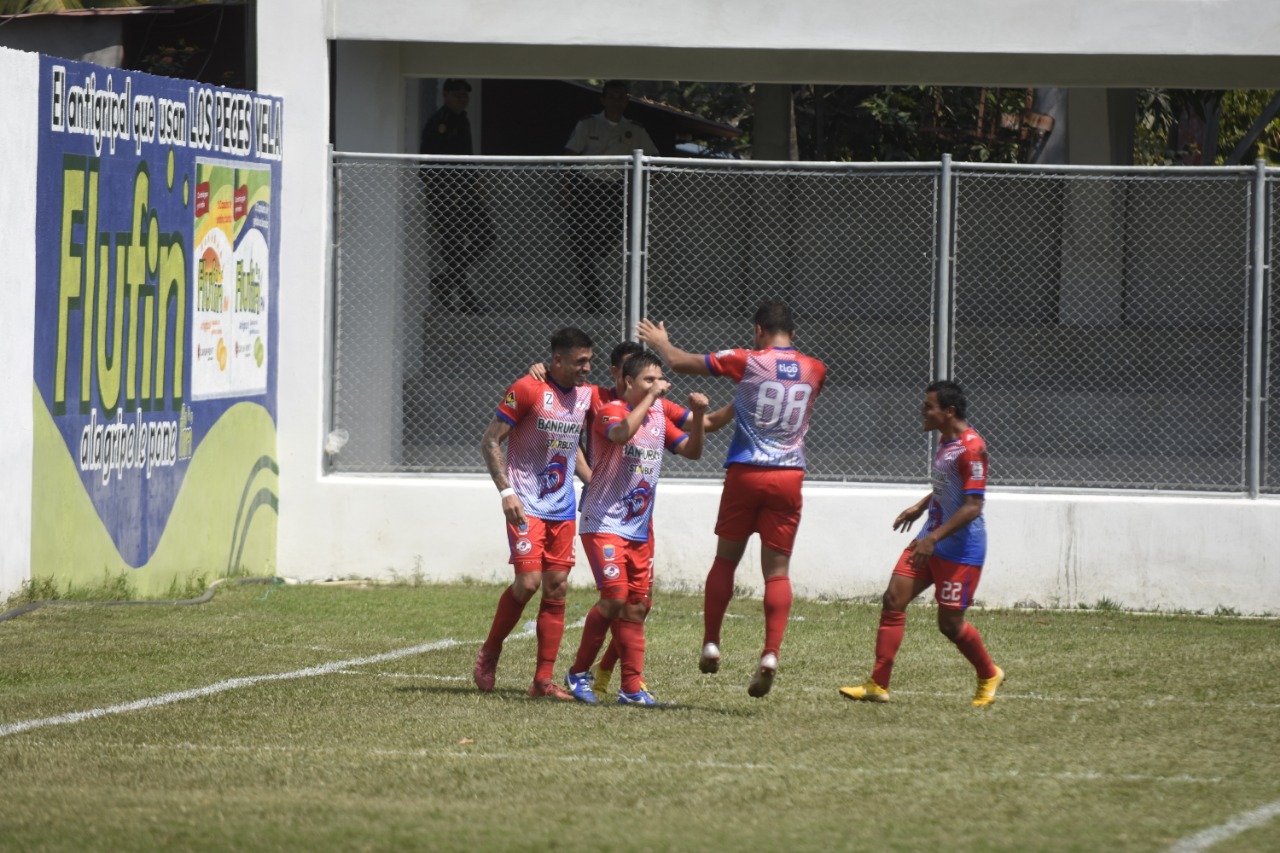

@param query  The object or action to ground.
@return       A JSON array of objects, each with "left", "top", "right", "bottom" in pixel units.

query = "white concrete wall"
[
  {"left": 263, "top": 2, "right": 1280, "bottom": 615},
  {"left": 0, "top": 48, "right": 38, "bottom": 600}
]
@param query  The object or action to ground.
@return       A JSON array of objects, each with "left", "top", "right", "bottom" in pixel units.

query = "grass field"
[{"left": 2, "top": 580, "right": 1279, "bottom": 852}]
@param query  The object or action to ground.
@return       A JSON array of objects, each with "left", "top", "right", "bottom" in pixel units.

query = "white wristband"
[{"left": 498, "top": 488, "right": 515, "bottom": 499}]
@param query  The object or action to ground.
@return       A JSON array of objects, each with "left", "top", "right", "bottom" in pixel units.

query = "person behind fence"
[
  {"left": 562, "top": 80, "right": 659, "bottom": 315},
  {"left": 838, "top": 380, "right": 1004, "bottom": 708},
  {"left": 636, "top": 300, "right": 826, "bottom": 699},
  {"left": 420, "top": 78, "right": 494, "bottom": 315},
  {"left": 475, "top": 328, "right": 595, "bottom": 701}
]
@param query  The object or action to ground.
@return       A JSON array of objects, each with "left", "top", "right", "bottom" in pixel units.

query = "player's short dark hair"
[
  {"left": 610, "top": 340, "right": 644, "bottom": 368},
  {"left": 602, "top": 80, "right": 630, "bottom": 95},
  {"left": 442, "top": 78, "right": 472, "bottom": 93},
  {"left": 752, "top": 299, "right": 795, "bottom": 335},
  {"left": 550, "top": 327, "right": 594, "bottom": 354},
  {"left": 926, "top": 380, "right": 967, "bottom": 419},
  {"left": 621, "top": 350, "right": 664, "bottom": 381}
]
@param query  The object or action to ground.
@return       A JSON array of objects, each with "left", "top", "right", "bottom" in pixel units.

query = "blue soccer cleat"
[
  {"left": 564, "top": 670, "right": 599, "bottom": 705},
  {"left": 617, "top": 688, "right": 660, "bottom": 707}
]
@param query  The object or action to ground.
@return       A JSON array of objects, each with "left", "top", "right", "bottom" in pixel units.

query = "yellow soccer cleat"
[
  {"left": 838, "top": 679, "right": 890, "bottom": 703},
  {"left": 972, "top": 666, "right": 1005, "bottom": 707}
]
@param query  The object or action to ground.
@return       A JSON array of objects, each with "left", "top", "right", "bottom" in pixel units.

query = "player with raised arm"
[
  {"left": 636, "top": 300, "right": 826, "bottom": 698},
  {"left": 839, "top": 381, "right": 1004, "bottom": 707},
  {"left": 529, "top": 341, "right": 731, "bottom": 695},
  {"left": 561, "top": 351, "right": 709, "bottom": 706},
  {"left": 475, "top": 327, "right": 595, "bottom": 700}
]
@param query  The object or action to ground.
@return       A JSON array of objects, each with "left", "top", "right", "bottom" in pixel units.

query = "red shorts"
[
  {"left": 714, "top": 464, "right": 805, "bottom": 555},
  {"left": 506, "top": 516, "right": 576, "bottom": 573},
  {"left": 891, "top": 547, "right": 983, "bottom": 611},
  {"left": 581, "top": 532, "right": 653, "bottom": 602}
]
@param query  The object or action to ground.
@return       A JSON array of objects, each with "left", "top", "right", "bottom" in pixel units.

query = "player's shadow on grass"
[{"left": 390, "top": 684, "right": 743, "bottom": 714}]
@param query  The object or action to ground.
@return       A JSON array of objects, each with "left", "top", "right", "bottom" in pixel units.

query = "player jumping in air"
[
  {"left": 637, "top": 300, "right": 826, "bottom": 698},
  {"left": 475, "top": 327, "right": 594, "bottom": 700},
  {"left": 839, "top": 380, "right": 1004, "bottom": 707},
  {"left": 562, "top": 351, "right": 708, "bottom": 706}
]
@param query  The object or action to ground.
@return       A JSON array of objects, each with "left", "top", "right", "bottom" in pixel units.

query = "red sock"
[
  {"left": 762, "top": 575, "right": 792, "bottom": 658},
  {"left": 599, "top": 636, "right": 620, "bottom": 671},
  {"left": 870, "top": 610, "right": 907, "bottom": 688},
  {"left": 534, "top": 597, "right": 566, "bottom": 683},
  {"left": 951, "top": 621, "right": 997, "bottom": 679},
  {"left": 483, "top": 586, "right": 528, "bottom": 652},
  {"left": 571, "top": 604, "right": 615, "bottom": 674},
  {"left": 702, "top": 556, "right": 737, "bottom": 645},
  {"left": 613, "top": 617, "right": 647, "bottom": 694}
]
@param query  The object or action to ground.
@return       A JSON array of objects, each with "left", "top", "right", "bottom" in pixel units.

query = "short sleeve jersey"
[
  {"left": 919, "top": 427, "right": 989, "bottom": 565},
  {"left": 706, "top": 346, "right": 827, "bottom": 469},
  {"left": 579, "top": 399, "right": 687, "bottom": 541},
  {"left": 564, "top": 114, "right": 659, "bottom": 156},
  {"left": 494, "top": 375, "right": 593, "bottom": 521}
]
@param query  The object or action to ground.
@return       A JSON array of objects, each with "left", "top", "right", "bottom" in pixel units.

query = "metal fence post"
[
  {"left": 1248, "top": 159, "right": 1267, "bottom": 498},
  {"left": 934, "top": 154, "right": 954, "bottom": 381},
  {"left": 628, "top": 149, "right": 646, "bottom": 341}
]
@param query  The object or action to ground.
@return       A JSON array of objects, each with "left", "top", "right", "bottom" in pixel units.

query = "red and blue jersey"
[
  {"left": 579, "top": 398, "right": 687, "bottom": 541},
  {"left": 585, "top": 384, "right": 689, "bottom": 459},
  {"left": 706, "top": 346, "right": 826, "bottom": 469},
  {"left": 920, "top": 427, "right": 988, "bottom": 565},
  {"left": 494, "top": 375, "right": 593, "bottom": 522}
]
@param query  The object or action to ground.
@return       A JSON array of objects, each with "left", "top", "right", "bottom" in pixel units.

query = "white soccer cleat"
[
  {"left": 748, "top": 653, "right": 778, "bottom": 698},
  {"left": 699, "top": 642, "right": 721, "bottom": 674}
]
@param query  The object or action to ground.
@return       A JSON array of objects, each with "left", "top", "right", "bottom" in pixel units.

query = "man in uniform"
[
  {"left": 475, "top": 327, "right": 594, "bottom": 699},
  {"left": 420, "top": 78, "right": 493, "bottom": 314},
  {"left": 839, "top": 381, "right": 1004, "bottom": 707},
  {"left": 563, "top": 80, "right": 659, "bottom": 314},
  {"left": 637, "top": 300, "right": 826, "bottom": 698}
]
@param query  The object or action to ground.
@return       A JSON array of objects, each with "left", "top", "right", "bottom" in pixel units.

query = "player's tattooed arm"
[
  {"left": 480, "top": 417, "right": 527, "bottom": 525},
  {"left": 635, "top": 319, "right": 712, "bottom": 376}
]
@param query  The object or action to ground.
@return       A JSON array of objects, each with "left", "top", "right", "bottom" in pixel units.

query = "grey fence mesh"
[
  {"left": 643, "top": 163, "right": 938, "bottom": 481},
  {"left": 951, "top": 169, "right": 1252, "bottom": 490},
  {"left": 331, "top": 155, "right": 1276, "bottom": 494},
  {"left": 1267, "top": 173, "right": 1280, "bottom": 494}
]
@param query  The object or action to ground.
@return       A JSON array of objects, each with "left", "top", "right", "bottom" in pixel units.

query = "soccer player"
[
  {"left": 636, "top": 300, "right": 827, "bottom": 698},
  {"left": 839, "top": 381, "right": 1004, "bottom": 707},
  {"left": 562, "top": 351, "right": 709, "bottom": 706},
  {"left": 475, "top": 327, "right": 595, "bottom": 700}
]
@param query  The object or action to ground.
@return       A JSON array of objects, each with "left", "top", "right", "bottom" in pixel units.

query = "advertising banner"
[{"left": 32, "top": 56, "right": 282, "bottom": 593}]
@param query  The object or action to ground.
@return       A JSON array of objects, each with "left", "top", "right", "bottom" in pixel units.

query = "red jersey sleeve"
[
  {"left": 705, "top": 348, "right": 748, "bottom": 382},
  {"left": 495, "top": 376, "right": 538, "bottom": 426},
  {"left": 659, "top": 397, "right": 691, "bottom": 428},
  {"left": 663, "top": 414, "right": 688, "bottom": 452},
  {"left": 596, "top": 399, "right": 629, "bottom": 443},
  {"left": 958, "top": 433, "right": 989, "bottom": 494}
]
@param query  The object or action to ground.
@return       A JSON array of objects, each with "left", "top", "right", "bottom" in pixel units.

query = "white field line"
[
  {"left": 0, "top": 638, "right": 461, "bottom": 738},
  {"left": 0, "top": 617, "right": 585, "bottom": 740},
  {"left": 1165, "top": 800, "right": 1280, "bottom": 852},
  {"left": 15, "top": 740, "right": 1224, "bottom": 786}
]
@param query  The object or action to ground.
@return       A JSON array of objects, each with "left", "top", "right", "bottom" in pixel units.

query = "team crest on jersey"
[
  {"left": 543, "top": 391, "right": 555, "bottom": 408},
  {"left": 970, "top": 461, "right": 985, "bottom": 480},
  {"left": 603, "top": 545, "right": 616, "bottom": 559},
  {"left": 538, "top": 454, "right": 569, "bottom": 498},
  {"left": 621, "top": 480, "right": 653, "bottom": 522},
  {"left": 503, "top": 392, "right": 517, "bottom": 410},
  {"left": 514, "top": 538, "right": 532, "bottom": 555},
  {"left": 602, "top": 563, "right": 621, "bottom": 580},
  {"left": 776, "top": 361, "right": 800, "bottom": 380}
]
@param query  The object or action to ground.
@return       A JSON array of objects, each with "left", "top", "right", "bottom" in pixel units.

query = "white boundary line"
[
  {"left": 0, "top": 638, "right": 460, "bottom": 738},
  {"left": 1165, "top": 800, "right": 1280, "bottom": 852}
]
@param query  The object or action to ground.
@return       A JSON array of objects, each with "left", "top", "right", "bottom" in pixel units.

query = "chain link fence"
[
  {"left": 1267, "top": 173, "right": 1280, "bottom": 494},
  {"left": 331, "top": 153, "right": 1278, "bottom": 494}
]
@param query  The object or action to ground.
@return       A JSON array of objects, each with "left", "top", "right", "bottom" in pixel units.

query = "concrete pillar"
[{"left": 751, "top": 83, "right": 797, "bottom": 161}]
